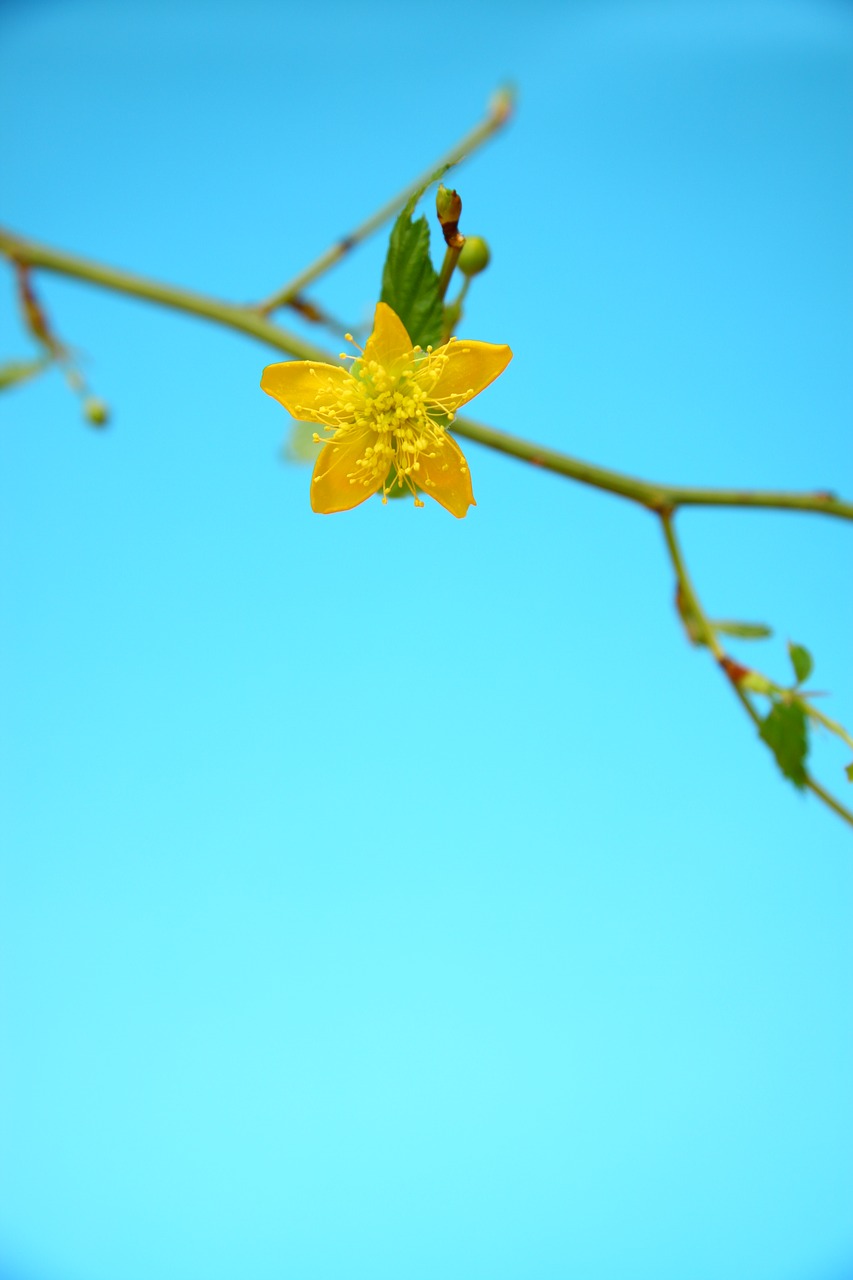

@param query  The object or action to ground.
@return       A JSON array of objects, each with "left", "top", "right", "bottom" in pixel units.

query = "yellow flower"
[{"left": 260, "top": 302, "right": 512, "bottom": 517}]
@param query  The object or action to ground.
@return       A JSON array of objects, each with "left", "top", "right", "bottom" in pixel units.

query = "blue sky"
[{"left": 1, "top": 2, "right": 852, "bottom": 1279}]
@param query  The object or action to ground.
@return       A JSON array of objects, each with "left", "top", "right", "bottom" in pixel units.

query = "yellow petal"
[
  {"left": 260, "top": 360, "right": 352, "bottom": 422},
  {"left": 415, "top": 432, "right": 476, "bottom": 518},
  {"left": 428, "top": 340, "right": 512, "bottom": 410},
  {"left": 310, "top": 429, "right": 382, "bottom": 514},
  {"left": 362, "top": 302, "right": 413, "bottom": 372}
]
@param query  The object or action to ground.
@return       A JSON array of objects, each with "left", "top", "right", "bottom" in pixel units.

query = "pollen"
[
  {"left": 260, "top": 300, "right": 512, "bottom": 516},
  {"left": 308, "top": 344, "right": 473, "bottom": 503}
]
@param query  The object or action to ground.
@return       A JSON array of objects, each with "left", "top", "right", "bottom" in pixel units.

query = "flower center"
[{"left": 312, "top": 344, "right": 471, "bottom": 504}]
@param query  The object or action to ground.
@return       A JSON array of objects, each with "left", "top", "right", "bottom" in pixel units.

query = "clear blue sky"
[{"left": 1, "top": 2, "right": 852, "bottom": 1279}]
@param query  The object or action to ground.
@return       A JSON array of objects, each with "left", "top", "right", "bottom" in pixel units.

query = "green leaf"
[
  {"left": 380, "top": 205, "right": 443, "bottom": 351},
  {"left": 711, "top": 619, "right": 773, "bottom": 641},
  {"left": 400, "top": 164, "right": 452, "bottom": 220},
  {"left": 0, "top": 355, "right": 51, "bottom": 391},
  {"left": 788, "top": 641, "right": 813, "bottom": 686},
  {"left": 845, "top": 761, "right": 853, "bottom": 783},
  {"left": 281, "top": 420, "right": 322, "bottom": 464},
  {"left": 759, "top": 699, "right": 809, "bottom": 789}
]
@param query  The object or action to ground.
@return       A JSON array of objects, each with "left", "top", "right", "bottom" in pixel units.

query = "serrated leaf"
[
  {"left": 399, "top": 164, "right": 452, "bottom": 220},
  {"left": 0, "top": 355, "right": 51, "bottom": 391},
  {"left": 380, "top": 209, "right": 443, "bottom": 351},
  {"left": 711, "top": 619, "right": 773, "bottom": 641},
  {"left": 788, "top": 641, "right": 813, "bottom": 686},
  {"left": 759, "top": 699, "right": 809, "bottom": 789}
]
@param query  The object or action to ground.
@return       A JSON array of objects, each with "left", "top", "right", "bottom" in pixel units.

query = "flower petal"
[
  {"left": 428, "top": 340, "right": 512, "bottom": 410},
  {"left": 310, "top": 429, "right": 383, "bottom": 514},
  {"left": 415, "top": 432, "right": 475, "bottom": 518},
  {"left": 260, "top": 360, "right": 352, "bottom": 422},
  {"left": 362, "top": 302, "right": 413, "bottom": 372}
]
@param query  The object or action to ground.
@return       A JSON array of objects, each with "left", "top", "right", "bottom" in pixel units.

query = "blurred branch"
[
  {"left": 0, "top": 226, "right": 331, "bottom": 363},
  {"left": 659, "top": 510, "right": 853, "bottom": 829},
  {"left": 451, "top": 416, "right": 853, "bottom": 523},
  {"left": 253, "top": 87, "right": 515, "bottom": 317},
  {"left": 2, "top": 224, "right": 850, "bottom": 526},
  {"left": 2, "top": 219, "right": 851, "bottom": 827}
]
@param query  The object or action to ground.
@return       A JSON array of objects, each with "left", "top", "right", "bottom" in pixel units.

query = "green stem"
[
  {"left": 451, "top": 416, "right": 853, "bottom": 522},
  {"left": 659, "top": 511, "right": 853, "bottom": 829},
  {"left": 3, "top": 226, "right": 851, "bottom": 527},
  {"left": 0, "top": 226, "right": 331, "bottom": 363},
  {"left": 3, "top": 222, "right": 851, "bottom": 827},
  {"left": 806, "top": 704, "right": 853, "bottom": 752},
  {"left": 455, "top": 276, "right": 472, "bottom": 308},
  {"left": 660, "top": 510, "right": 725, "bottom": 658},
  {"left": 254, "top": 88, "right": 514, "bottom": 316},
  {"left": 805, "top": 775, "right": 853, "bottom": 826},
  {"left": 437, "top": 244, "right": 462, "bottom": 301}
]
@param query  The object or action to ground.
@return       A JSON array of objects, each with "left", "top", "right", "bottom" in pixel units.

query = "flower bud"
[
  {"left": 490, "top": 86, "right": 515, "bottom": 124},
  {"left": 435, "top": 184, "right": 462, "bottom": 224},
  {"left": 436, "top": 184, "right": 464, "bottom": 249},
  {"left": 458, "top": 236, "right": 491, "bottom": 277},
  {"left": 83, "top": 396, "right": 110, "bottom": 427}
]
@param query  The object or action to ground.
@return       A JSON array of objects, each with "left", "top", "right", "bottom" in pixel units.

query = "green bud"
[
  {"left": 458, "top": 236, "right": 491, "bottom": 277},
  {"left": 83, "top": 396, "right": 110, "bottom": 427},
  {"left": 436, "top": 184, "right": 464, "bottom": 249},
  {"left": 435, "top": 184, "right": 461, "bottom": 224}
]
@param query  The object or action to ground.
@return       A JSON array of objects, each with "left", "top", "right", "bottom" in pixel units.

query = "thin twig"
[
  {"left": 658, "top": 510, "right": 853, "bottom": 830},
  {"left": 3, "top": 224, "right": 850, "bottom": 527},
  {"left": 2, "top": 221, "right": 851, "bottom": 828},
  {"left": 452, "top": 416, "right": 853, "bottom": 523},
  {"left": 253, "top": 87, "right": 514, "bottom": 316}
]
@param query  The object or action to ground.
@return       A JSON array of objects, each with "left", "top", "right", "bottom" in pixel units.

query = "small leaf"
[
  {"left": 845, "top": 762, "right": 853, "bottom": 783},
  {"left": 788, "top": 641, "right": 813, "bottom": 686},
  {"left": 380, "top": 200, "right": 443, "bottom": 351},
  {"left": 711, "top": 619, "right": 772, "bottom": 641},
  {"left": 282, "top": 421, "right": 322, "bottom": 464},
  {"left": 759, "top": 699, "right": 809, "bottom": 789},
  {"left": 0, "top": 355, "right": 51, "bottom": 391}
]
